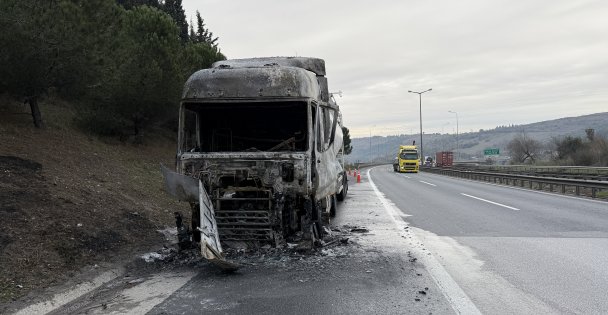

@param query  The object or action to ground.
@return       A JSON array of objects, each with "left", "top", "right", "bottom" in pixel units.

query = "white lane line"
[
  {"left": 404, "top": 175, "right": 411, "bottom": 178},
  {"left": 368, "top": 168, "right": 482, "bottom": 315},
  {"left": 424, "top": 172, "right": 608, "bottom": 205},
  {"left": 460, "top": 193, "right": 520, "bottom": 210},
  {"left": 419, "top": 180, "right": 436, "bottom": 186}
]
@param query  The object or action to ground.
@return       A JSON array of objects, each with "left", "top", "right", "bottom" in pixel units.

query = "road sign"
[{"left": 484, "top": 148, "right": 500, "bottom": 156}]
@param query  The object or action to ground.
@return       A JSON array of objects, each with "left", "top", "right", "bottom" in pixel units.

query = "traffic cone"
[{"left": 356, "top": 170, "right": 361, "bottom": 183}]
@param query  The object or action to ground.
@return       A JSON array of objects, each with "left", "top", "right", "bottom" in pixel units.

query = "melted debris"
[{"left": 140, "top": 225, "right": 367, "bottom": 271}]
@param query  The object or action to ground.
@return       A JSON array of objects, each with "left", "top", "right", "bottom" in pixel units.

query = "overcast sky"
[{"left": 182, "top": 0, "right": 607, "bottom": 137}]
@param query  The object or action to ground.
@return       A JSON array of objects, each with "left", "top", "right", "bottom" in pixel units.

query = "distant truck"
[
  {"left": 162, "top": 57, "right": 347, "bottom": 265},
  {"left": 423, "top": 156, "right": 434, "bottom": 167},
  {"left": 393, "top": 144, "right": 420, "bottom": 173},
  {"left": 435, "top": 151, "right": 454, "bottom": 167}
]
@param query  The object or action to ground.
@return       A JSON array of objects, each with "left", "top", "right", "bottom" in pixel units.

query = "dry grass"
[{"left": 0, "top": 96, "right": 183, "bottom": 304}]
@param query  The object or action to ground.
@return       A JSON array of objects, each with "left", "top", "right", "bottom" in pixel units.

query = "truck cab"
[
  {"left": 171, "top": 57, "right": 346, "bottom": 255},
  {"left": 394, "top": 145, "right": 419, "bottom": 173}
]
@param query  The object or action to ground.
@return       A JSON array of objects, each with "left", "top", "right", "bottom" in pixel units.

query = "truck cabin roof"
[
  {"left": 212, "top": 57, "right": 326, "bottom": 76},
  {"left": 181, "top": 66, "right": 320, "bottom": 100},
  {"left": 183, "top": 57, "right": 331, "bottom": 103}
]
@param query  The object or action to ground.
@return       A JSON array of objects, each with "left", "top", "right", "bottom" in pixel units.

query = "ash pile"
[{"left": 142, "top": 218, "right": 369, "bottom": 272}]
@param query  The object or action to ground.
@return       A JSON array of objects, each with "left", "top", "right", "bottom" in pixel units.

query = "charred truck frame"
[{"left": 164, "top": 57, "right": 347, "bottom": 263}]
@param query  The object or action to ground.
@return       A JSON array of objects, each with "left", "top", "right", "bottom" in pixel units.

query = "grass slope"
[{"left": 0, "top": 97, "right": 182, "bottom": 304}]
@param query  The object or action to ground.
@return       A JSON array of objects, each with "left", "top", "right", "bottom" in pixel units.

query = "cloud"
[{"left": 182, "top": 0, "right": 608, "bottom": 137}]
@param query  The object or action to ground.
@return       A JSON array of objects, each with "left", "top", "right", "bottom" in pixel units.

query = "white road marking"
[
  {"left": 422, "top": 171, "right": 608, "bottom": 205},
  {"left": 13, "top": 268, "right": 125, "bottom": 315},
  {"left": 460, "top": 193, "right": 520, "bottom": 210},
  {"left": 13, "top": 265, "right": 197, "bottom": 315},
  {"left": 404, "top": 175, "right": 411, "bottom": 179},
  {"left": 93, "top": 270, "right": 197, "bottom": 314},
  {"left": 368, "top": 168, "right": 482, "bottom": 315},
  {"left": 419, "top": 180, "right": 436, "bottom": 186}
]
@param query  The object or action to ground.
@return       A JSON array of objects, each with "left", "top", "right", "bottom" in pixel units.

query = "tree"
[
  {"left": 507, "top": 131, "right": 541, "bottom": 164},
  {"left": 589, "top": 135, "right": 608, "bottom": 166},
  {"left": 160, "top": 0, "right": 189, "bottom": 43},
  {"left": 181, "top": 42, "right": 225, "bottom": 77},
  {"left": 553, "top": 134, "right": 608, "bottom": 166},
  {"left": 0, "top": 0, "right": 120, "bottom": 128},
  {"left": 553, "top": 136, "right": 583, "bottom": 160},
  {"left": 116, "top": 0, "right": 160, "bottom": 10},
  {"left": 83, "top": 5, "right": 182, "bottom": 139},
  {"left": 585, "top": 128, "right": 595, "bottom": 141},
  {"left": 191, "top": 10, "right": 219, "bottom": 48},
  {"left": 2, "top": 0, "right": 226, "bottom": 138},
  {"left": 342, "top": 126, "right": 353, "bottom": 155}
]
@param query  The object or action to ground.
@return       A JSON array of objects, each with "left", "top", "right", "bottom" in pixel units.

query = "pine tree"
[
  {"left": 160, "top": 0, "right": 189, "bottom": 43},
  {"left": 342, "top": 126, "right": 353, "bottom": 155},
  {"left": 193, "top": 10, "right": 219, "bottom": 47},
  {"left": 116, "top": 0, "right": 160, "bottom": 10}
]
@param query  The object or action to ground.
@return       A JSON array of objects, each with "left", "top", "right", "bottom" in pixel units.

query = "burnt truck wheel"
[
  {"left": 337, "top": 176, "right": 348, "bottom": 202},
  {"left": 329, "top": 194, "right": 338, "bottom": 217},
  {"left": 312, "top": 200, "right": 325, "bottom": 239}
]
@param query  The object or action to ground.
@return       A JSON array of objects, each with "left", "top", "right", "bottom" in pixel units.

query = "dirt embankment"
[{"left": 0, "top": 97, "right": 181, "bottom": 304}]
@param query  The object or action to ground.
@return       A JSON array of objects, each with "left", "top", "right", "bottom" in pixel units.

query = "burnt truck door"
[{"left": 313, "top": 104, "right": 343, "bottom": 200}]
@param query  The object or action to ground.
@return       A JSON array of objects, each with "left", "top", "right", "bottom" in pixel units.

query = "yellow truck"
[{"left": 393, "top": 145, "right": 420, "bottom": 173}]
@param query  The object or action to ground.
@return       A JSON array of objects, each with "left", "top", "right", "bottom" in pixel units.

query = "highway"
[
  {"left": 371, "top": 165, "right": 608, "bottom": 314},
  {"left": 21, "top": 172, "right": 456, "bottom": 315},
  {"left": 11, "top": 165, "right": 608, "bottom": 315}
]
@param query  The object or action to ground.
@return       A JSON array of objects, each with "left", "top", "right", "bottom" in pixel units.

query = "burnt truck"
[{"left": 162, "top": 57, "right": 347, "bottom": 264}]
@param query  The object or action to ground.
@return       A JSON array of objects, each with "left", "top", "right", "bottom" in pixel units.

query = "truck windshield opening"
[{"left": 183, "top": 101, "right": 309, "bottom": 152}]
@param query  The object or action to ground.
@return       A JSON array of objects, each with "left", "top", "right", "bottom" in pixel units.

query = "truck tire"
[
  {"left": 313, "top": 202, "right": 324, "bottom": 239},
  {"left": 337, "top": 176, "right": 348, "bottom": 201},
  {"left": 330, "top": 195, "right": 338, "bottom": 217}
]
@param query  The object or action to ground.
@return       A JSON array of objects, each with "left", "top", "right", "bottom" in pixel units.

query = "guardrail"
[
  {"left": 455, "top": 164, "right": 608, "bottom": 181},
  {"left": 348, "top": 162, "right": 388, "bottom": 169},
  {"left": 423, "top": 167, "right": 608, "bottom": 200}
]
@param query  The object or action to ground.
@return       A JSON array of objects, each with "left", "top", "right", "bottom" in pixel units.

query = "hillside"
[
  {"left": 0, "top": 97, "right": 181, "bottom": 304},
  {"left": 346, "top": 112, "right": 608, "bottom": 163}
]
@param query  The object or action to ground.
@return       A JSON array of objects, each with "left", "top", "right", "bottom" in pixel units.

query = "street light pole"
[
  {"left": 408, "top": 88, "right": 432, "bottom": 163},
  {"left": 448, "top": 110, "right": 459, "bottom": 161}
]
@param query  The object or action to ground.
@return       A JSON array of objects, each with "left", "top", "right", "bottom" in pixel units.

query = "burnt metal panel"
[
  {"left": 182, "top": 67, "right": 320, "bottom": 100},
  {"left": 199, "top": 180, "right": 223, "bottom": 258},
  {"left": 212, "top": 57, "right": 326, "bottom": 76},
  {"left": 160, "top": 164, "right": 198, "bottom": 202}
]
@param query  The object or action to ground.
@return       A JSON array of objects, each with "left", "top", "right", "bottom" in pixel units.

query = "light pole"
[
  {"left": 448, "top": 110, "right": 459, "bottom": 161},
  {"left": 408, "top": 88, "right": 432, "bottom": 162}
]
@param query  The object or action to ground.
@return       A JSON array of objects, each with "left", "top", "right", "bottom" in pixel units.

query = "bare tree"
[
  {"left": 589, "top": 134, "right": 608, "bottom": 166},
  {"left": 585, "top": 128, "right": 595, "bottom": 141},
  {"left": 507, "top": 131, "right": 542, "bottom": 164}
]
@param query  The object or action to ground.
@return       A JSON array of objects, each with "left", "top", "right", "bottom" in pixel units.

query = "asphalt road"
[
  {"left": 13, "top": 166, "right": 607, "bottom": 315},
  {"left": 12, "top": 174, "right": 457, "bottom": 315},
  {"left": 371, "top": 165, "right": 608, "bottom": 314}
]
